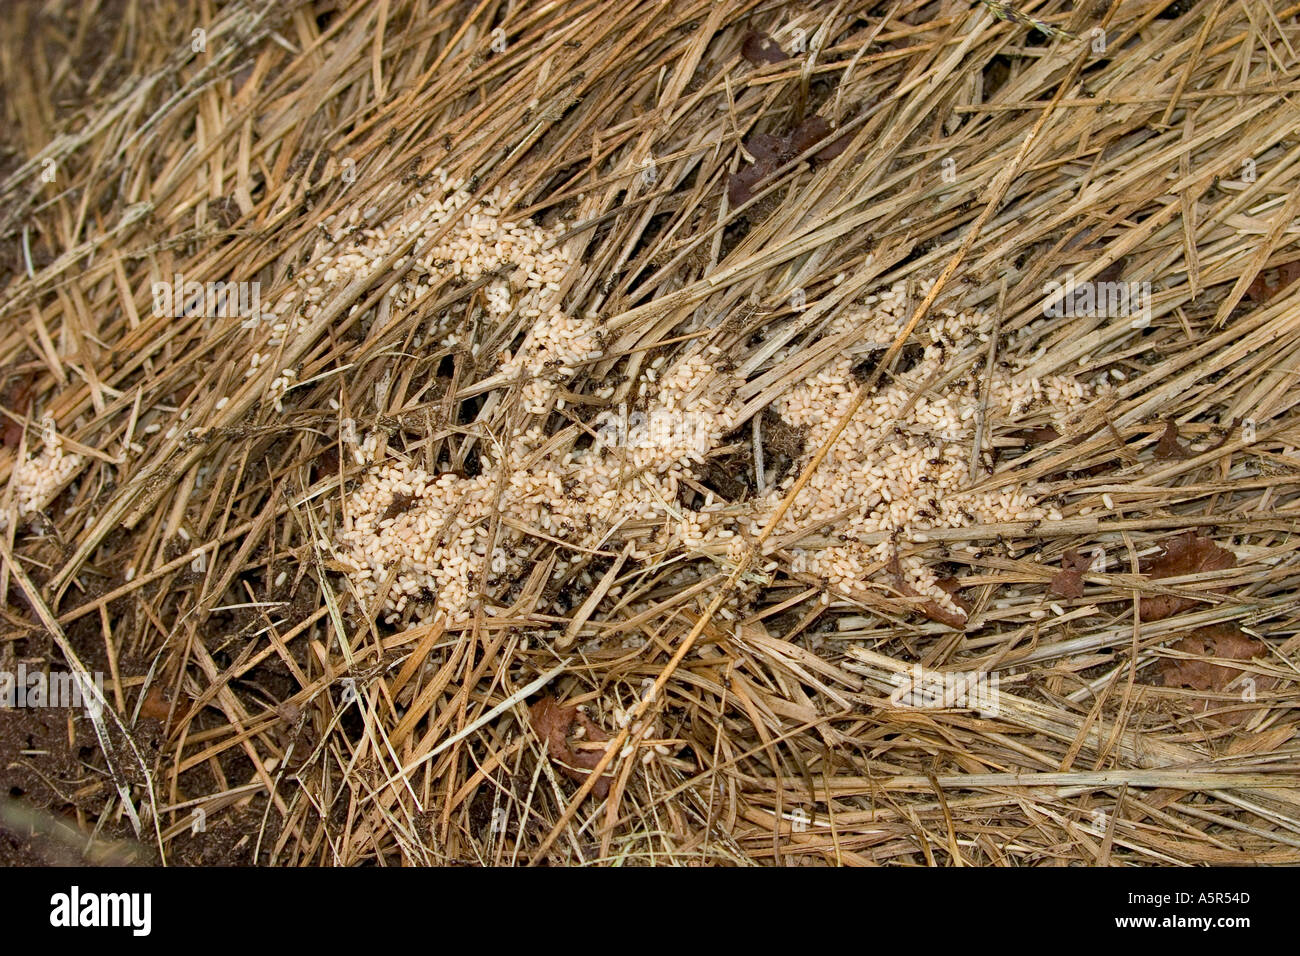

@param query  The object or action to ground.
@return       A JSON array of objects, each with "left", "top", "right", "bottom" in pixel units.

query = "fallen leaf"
[
  {"left": 1, "top": 373, "right": 35, "bottom": 449},
  {"left": 381, "top": 492, "right": 415, "bottom": 522},
  {"left": 530, "top": 696, "right": 614, "bottom": 798},
  {"left": 1139, "top": 533, "right": 1236, "bottom": 621},
  {"left": 1245, "top": 258, "right": 1300, "bottom": 303},
  {"left": 918, "top": 598, "right": 967, "bottom": 629},
  {"left": 812, "top": 128, "right": 852, "bottom": 161},
  {"left": 1153, "top": 419, "right": 1190, "bottom": 459},
  {"left": 889, "top": 553, "right": 967, "bottom": 629},
  {"left": 740, "top": 30, "right": 789, "bottom": 64},
  {"left": 935, "top": 576, "right": 974, "bottom": 615},
  {"left": 728, "top": 157, "right": 776, "bottom": 206},
  {"left": 139, "top": 684, "right": 192, "bottom": 729},
  {"left": 727, "top": 115, "right": 846, "bottom": 206},
  {"left": 745, "top": 132, "right": 787, "bottom": 163},
  {"left": 1012, "top": 425, "right": 1062, "bottom": 445},
  {"left": 1156, "top": 624, "right": 1267, "bottom": 691},
  {"left": 1095, "top": 255, "right": 1128, "bottom": 284},
  {"left": 1049, "top": 548, "right": 1092, "bottom": 598},
  {"left": 789, "top": 116, "right": 830, "bottom": 155},
  {"left": 1159, "top": 624, "right": 1268, "bottom": 728},
  {"left": 313, "top": 446, "right": 340, "bottom": 478},
  {"left": 789, "top": 115, "right": 851, "bottom": 161}
]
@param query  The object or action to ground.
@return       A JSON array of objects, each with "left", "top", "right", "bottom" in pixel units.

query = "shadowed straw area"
[{"left": 1, "top": 0, "right": 1299, "bottom": 865}]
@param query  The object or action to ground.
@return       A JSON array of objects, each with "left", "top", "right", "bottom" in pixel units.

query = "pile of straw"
[{"left": 2, "top": 0, "right": 1299, "bottom": 865}]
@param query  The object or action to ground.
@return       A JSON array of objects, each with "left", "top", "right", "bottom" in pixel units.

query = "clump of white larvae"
[
  {"left": 754, "top": 280, "right": 1088, "bottom": 619},
  {"left": 264, "top": 170, "right": 596, "bottom": 414},
  {"left": 334, "top": 349, "right": 743, "bottom": 624},
  {"left": 1, "top": 417, "right": 82, "bottom": 530}
]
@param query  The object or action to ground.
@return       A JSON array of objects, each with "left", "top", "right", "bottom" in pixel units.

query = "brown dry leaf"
[
  {"left": 745, "top": 132, "right": 787, "bottom": 163},
  {"left": 312, "top": 445, "right": 341, "bottom": 479},
  {"left": 1139, "top": 533, "right": 1236, "bottom": 621},
  {"left": 1, "top": 373, "right": 35, "bottom": 449},
  {"left": 1013, "top": 425, "right": 1062, "bottom": 445},
  {"left": 1153, "top": 419, "right": 1190, "bottom": 459},
  {"left": 1049, "top": 548, "right": 1091, "bottom": 598},
  {"left": 1155, "top": 624, "right": 1277, "bottom": 725},
  {"left": 1244, "top": 258, "right": 1300, "bottom": 303},
  {"left": 728, "top": 116, "right": 845, "bottom": 205},
  {"left": 918, "top": 598, "right": 966, "bottom": 629},
  {"left": 1156, "top": 624, "right": 1267, "bottom": 690},
  {"left": 1, "top": 415, "right": 22, "bottom": 450},
  {"left": 1095, "top": 255, "right": 1128, "bottom": 284},
  {"left": 381, "top": 492, "right": 415, "bottom": 522},
  {"left": 139, "top": 684, "right": 191, "bottom": 730},
  {"left": 740, "top": 30, "right": 789, "bottom": 64},
  {"left": 889, "top": 553, "right": 967, "bottom": 629},
  {"left": 935, "top": 576, "right": 974, "bottom": 615},
  {"left": 1049, "top": 570, "right": 1084, "bottom": 598},
  {"left": 530, "top": 696, "right": 614, "bottom": 798},
  {"left": 728, "top": 157, "right": 777, "bottom": 206},
  {"left": 789, "top": 116, "right": 849, "bottom": 161}
]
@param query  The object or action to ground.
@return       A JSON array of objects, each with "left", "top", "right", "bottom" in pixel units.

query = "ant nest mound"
[{"left": 333, "top": 274, "right": 1093, "bottom": 630}]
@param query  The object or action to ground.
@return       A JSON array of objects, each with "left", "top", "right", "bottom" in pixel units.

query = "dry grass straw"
[{"left": 1, "top": 0, "right": 1299, "bottom": 865}]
